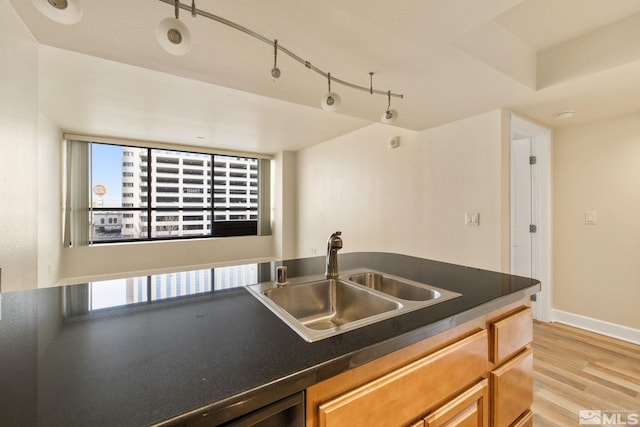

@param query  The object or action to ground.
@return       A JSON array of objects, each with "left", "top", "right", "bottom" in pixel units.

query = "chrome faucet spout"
[{"left": 325, "top": 231, "right": 343, "bottom": 279}]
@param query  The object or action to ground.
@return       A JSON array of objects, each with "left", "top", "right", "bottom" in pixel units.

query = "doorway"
[{"left": 510, "top": 115, "right": 551, "bottom": 321}]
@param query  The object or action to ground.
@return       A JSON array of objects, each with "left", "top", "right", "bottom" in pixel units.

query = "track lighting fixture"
[
  {"left": 32, "top": 0, "right": 82, "bottom": 24},
  {"left": 36, "top": 0, "right": 404, "bottom": 120},
  {"left": 156, "top": 0, "right": 192, "bottom": 56},
  {"left": 271, "top": 40, "right": 281, "bottom": 79},
  {"left": 156, "top": 0, "right": 402, "bottom": 118},
  {"left": 380, "top": 90, "right": 399, "bottom": 124},
  {"left": 321, "top": 73, "right": 341, "bottom": 112}
]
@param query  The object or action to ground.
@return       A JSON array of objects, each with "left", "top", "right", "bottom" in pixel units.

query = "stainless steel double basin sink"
[{"left": 246, "top": 269, "right": 461, "bottom": 342}]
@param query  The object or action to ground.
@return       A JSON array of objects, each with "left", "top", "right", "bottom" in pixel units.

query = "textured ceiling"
[{"left": 9, "top": 0, "right": 640, "bottom": 153}]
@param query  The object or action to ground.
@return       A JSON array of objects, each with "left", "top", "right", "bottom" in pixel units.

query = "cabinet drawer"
[
  {"left": 318, "top": 330, "right": 488, "bottom": 427},
  {"left": 490, "top": 307, "right": 532, "bottom": 365},
  {"left": 490, "top": 348, "right": 533, "bottom": 427},
  {"left": 423, "top": 379, "right": 488, "bottom": 427}
]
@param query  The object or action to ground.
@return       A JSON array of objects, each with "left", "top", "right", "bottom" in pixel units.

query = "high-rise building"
[
  {"left": 118, "top": 147, "right": 257, "bottom": 240},
  {"left": 90, "top": 143, "right": 258, "bottom": 242}
]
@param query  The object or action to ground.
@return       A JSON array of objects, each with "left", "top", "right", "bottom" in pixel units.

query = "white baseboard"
[{"left": 550, "top": 309, "right": 640, "bottom": 345}]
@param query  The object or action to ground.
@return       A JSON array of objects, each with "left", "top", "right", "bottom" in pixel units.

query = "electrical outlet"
[{"left": 465, "top": 212, "right": 480, "bottom": 226}]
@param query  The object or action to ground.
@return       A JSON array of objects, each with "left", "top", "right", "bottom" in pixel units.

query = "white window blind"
[{"left": 63, "top": 139, "right": 90, "bottom": 247}]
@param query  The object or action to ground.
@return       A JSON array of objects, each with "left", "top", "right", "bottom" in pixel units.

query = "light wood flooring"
[{"left": 532, "top": 321, "right": 640, "bottom": 426}]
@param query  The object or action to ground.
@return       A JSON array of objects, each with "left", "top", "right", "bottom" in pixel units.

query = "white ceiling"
[{"left": 9, "top": 0, "right": 640, "bottom": 154}]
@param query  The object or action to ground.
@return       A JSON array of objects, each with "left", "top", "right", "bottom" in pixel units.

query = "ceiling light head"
[
  {"left": 156, "top": 17, "right": 192, "bottom": 56},
  {"left": 555, "top": 110, "right": 575, "bottom": 120},
  {"left": 271, "top": 39, "right": 281, "bottom": 79},
  {"left": 32, "top": 0, "right": 82, "bottom": 24},
  {"left": 321, "top": 73, "right": 341, "bottom": 112},
  {"left": 47, "top": 0, "right": 68, "bottom": 9},
  {"left": 381, "top": 109, "right": 399, "bottom": 124},
  {"left": 380, "top": 90, "right": 398, "bottom": 124},
  {"left": 321, "top": 92, "right": 342, "bottom": 112}
]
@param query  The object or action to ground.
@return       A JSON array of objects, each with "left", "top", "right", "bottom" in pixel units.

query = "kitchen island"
[{"left": 0, "top": 252, "right": 539, "bottom": 426}]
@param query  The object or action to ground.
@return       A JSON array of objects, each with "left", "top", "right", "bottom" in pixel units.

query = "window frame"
[{"left": 87, "top": 141, "right": 261, "bottom": 244}]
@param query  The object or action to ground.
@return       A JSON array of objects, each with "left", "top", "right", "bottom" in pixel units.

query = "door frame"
[{"left": 510, "top": 114, "right": 551, "bottom": 322}]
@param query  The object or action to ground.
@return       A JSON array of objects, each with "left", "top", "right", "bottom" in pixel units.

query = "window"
[
  {"left": 63, "top": 263, "right": 261, "bottom": 318},
  {"left": 84, "top": 141, "right": 266, "bottom": 244},
  {"left": 184, "top": 187, "right": 203, "bottom": 194}
]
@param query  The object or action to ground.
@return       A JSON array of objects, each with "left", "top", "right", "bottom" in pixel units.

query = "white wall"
[
  {"left": 37, "top": 113, "right": 64, "bottom": 286},
  {"left": 553, "top": 113, "right": 640, "bottom": 330},
  {"left": 0, "top": 47, "right": 279, "bottom": 288},
  {"left": 0, "top": 5, "right": 278, "bottom": 287},
  {"left": 0, "top": 1, "right": 39, "bottom": 292},
  {"left": 272, "top": 151, "right": 297, "bottom": 260},
  {"left": 61, "top": 235, "right": 274, "bottom": 284},
  {"left": 297, "top": 110, "right": 509, "bottom": 272}
]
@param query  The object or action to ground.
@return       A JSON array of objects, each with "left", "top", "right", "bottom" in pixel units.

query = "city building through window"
[{"left": 88, "top": 142, "right": 263, "bottom": 243}]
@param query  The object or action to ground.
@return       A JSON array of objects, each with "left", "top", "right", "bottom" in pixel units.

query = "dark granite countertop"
[{"left": 0, "top": 252, "right": 540, "bottom": 426}]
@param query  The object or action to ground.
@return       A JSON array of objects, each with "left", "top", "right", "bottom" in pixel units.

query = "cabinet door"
[
  {"left": 490, "top": 348, "right": 533, "bottom": 427},
  {"left": 317, "top": 330, "right": 488, "bottom": 427},
  {"left": 423, "top": 379, "right": 488, "bottom": 427},
  {"left": 489, "top": 307, "right": 532, "bottom": 366}
]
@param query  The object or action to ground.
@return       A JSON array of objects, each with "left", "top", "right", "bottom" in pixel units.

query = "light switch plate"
[
  {"left": 465, "top": 212, "right": 480, "bottom": 226},
  {"left": 585, "top": 211, "right": 597, "bottom": 225}
]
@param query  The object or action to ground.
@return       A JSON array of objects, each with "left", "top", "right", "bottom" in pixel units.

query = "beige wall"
[
  {"left": 0, "top": 2, "right": 39, "bottom": 292},
  {"left": 296, "top": 110, "right": 509, "bottom": 272},
  {"left": 553, "top": 113, "right": 640, "bottom": 330}
]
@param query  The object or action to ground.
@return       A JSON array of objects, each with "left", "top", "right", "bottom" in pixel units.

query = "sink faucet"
[{"left": 325, "top": 231, "right": 343, "bottom": 279}]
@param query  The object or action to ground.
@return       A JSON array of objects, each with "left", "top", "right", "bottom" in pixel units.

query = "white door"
[
  {"left": 510, "top": 115, "right": 551, "bottom": 321},
  {"left": 511, "top": 138, "right": 533, "bottom": 277}
]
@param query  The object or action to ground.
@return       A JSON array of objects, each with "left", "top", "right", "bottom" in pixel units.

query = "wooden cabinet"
[
  {"left": 422, "top": 379, "right": 488, "bottom": 427},
  {"left": 489, "top": 307, "right": 532, "bottom": 366},
  {"left": 490, "top": 348, "right": 533, "bottom": 426},
  {"left": 306, "top": 299, "right": 534, "bottom": 427},
  {"left": 488, "top": 307, "right": 533, "bottom": 427},
  {"left": 316, "top": 330, "right": 488, "bottom": 427}
]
